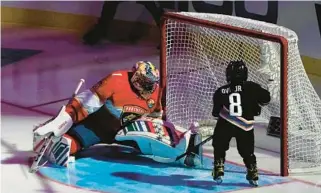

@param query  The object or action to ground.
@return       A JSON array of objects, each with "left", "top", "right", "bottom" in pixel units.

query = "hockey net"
[{"left": 160, "top": 12, "right": 321, "bottom": 176}]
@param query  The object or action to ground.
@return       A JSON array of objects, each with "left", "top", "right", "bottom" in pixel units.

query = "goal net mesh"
[{"left": 162, "top": 12, "right": 321, "bottom": 174}]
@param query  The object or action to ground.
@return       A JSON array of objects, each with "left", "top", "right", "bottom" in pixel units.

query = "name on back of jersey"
[{"left": 221, "top": 85, "right": 242, "bottom": 94}]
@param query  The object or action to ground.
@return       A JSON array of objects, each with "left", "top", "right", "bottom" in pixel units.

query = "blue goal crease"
[{"left": 39, "top": 147, "right": 291, "bottom": 193}]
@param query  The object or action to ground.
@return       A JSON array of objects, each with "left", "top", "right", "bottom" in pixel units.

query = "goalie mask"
[
  {"left": 131, "top": 61, "right": 160, "bottom": 93},
  {"left": 226, "top": 60, "right": 248, "bottom": 84}
]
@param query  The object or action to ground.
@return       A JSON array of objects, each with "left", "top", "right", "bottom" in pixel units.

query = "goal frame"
[{"left": 159, "top": 12, "right": 289, "bottom": 177}]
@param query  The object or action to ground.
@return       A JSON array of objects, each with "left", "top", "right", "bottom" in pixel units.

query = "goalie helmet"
[
  {"left": 226, "top": 60, "right": 248, "bottom": 83},
  {"left": 131, "top": 61, "right": 160, "bottom": 93}
]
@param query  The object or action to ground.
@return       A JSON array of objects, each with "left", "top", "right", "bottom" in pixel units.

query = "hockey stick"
[
  {"left": 29, "top": 79, "right": 85, "bottom": 173},
  {"left": 175, "top": 134, "right": 213, "bottom": 161},
  {"left": 138, "top": 119, "right": 215, "bottom": 164},
  {"left": 147, "top": 127, "right": 214, "bottom": 164},
  {"left": 173, "top": 118, "right": 219, "bottom": 162}
]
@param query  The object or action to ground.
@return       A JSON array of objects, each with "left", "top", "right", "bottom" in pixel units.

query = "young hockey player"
[
  {"left": 32, "top": 61, "right": 202, "bottom": 169},
  {"left": 211, "top": 60, "right": 271, "bottom": 186}
]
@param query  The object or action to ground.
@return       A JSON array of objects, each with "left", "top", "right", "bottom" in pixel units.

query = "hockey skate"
[
  {"left": 212, "top": 159, "right": 224, "bottom": 184},
  {"left": 246, "top": 164, "right": 259, "bottom": 187}
]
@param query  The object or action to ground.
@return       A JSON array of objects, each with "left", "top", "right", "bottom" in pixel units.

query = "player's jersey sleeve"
[
  {"left": 65, "top": 73, "right": 117, "bottom": 123},
  {"left": 212, "top": 89, "right": 222, "bottom": 118},
  {"left": 251, "top": 82, "right": 271, "bottom": 106}
]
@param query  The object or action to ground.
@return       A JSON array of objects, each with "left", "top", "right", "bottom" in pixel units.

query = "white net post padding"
[{"left": 161, "top": 12, "right": 321, "bottom": 175}]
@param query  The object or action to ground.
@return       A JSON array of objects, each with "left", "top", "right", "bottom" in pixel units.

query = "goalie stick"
[
  {"left": 175, "top": 135, "right": 213, "bottom": 161},
  {"left": 150, "top": 132, "right": 214, "bottom": 164},
  {"left": 29, "top": 79, "right": 85, "bottom": 173}
]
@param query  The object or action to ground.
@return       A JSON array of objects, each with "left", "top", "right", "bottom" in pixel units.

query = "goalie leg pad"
[
  {"left": 46, "top": 135, "right": 73, "bottom": 167},
  {"left": 116, "top": 120, "right": 203, "bottom": 167},
  {"left": 116, "top": 119, "right": 186, "bottom": 156},
  {"left": 33, "top": 133, "right": 73, "bottom": 167}
]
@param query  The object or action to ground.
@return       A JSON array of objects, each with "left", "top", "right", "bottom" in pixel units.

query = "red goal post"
[{"left": 160, "top": 12, "right": 289, "bottom": 176}]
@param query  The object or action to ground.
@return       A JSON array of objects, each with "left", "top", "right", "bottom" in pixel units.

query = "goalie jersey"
[
  {"left": 65, "top": 71, "right": 162, "bottom": 136},
  {"left": 212, "top": 81, "right": 271, "bottom": 131}
]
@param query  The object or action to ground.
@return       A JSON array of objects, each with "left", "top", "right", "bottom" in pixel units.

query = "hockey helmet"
[
  {"left": 226, "top": 60, "right": 248, "bottom": 83},
  {"left": 131, "top": 61, "right": 160, "bottom": 93}
]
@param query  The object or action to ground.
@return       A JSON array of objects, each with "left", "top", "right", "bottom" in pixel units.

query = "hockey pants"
[{"left": 212, "top": 118, "right": 257, "bottom": 168}]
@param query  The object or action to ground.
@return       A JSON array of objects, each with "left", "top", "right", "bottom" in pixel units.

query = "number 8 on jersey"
[{"left": 229, "top": 93, "right": 242, "bottom": 116}]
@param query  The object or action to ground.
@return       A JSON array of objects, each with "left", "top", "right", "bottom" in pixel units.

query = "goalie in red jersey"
[{"left": 33, "top": 61, "right": 203, "bottom": 169}]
